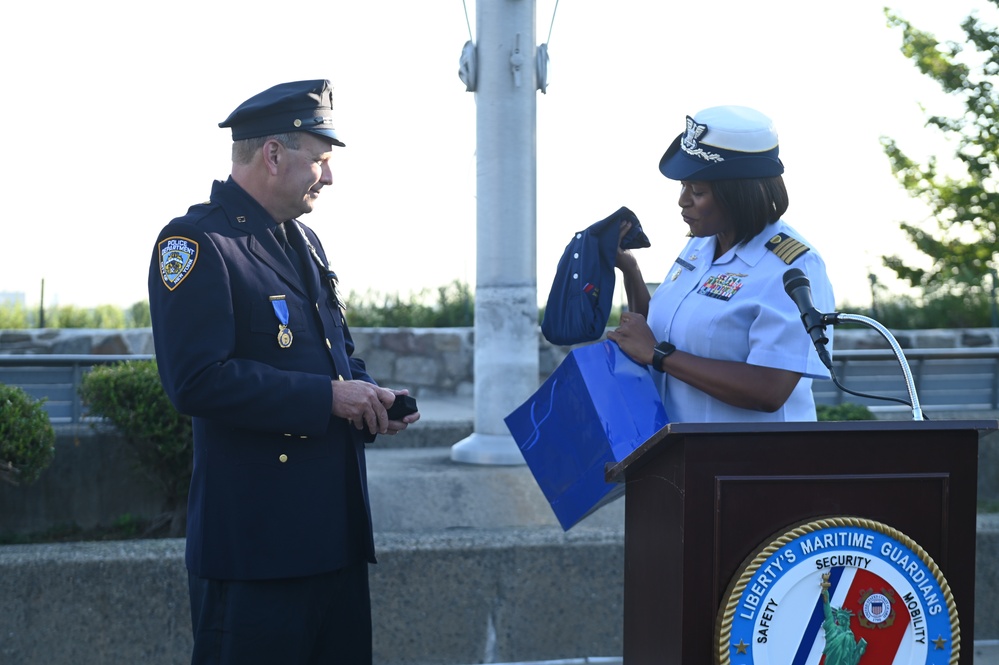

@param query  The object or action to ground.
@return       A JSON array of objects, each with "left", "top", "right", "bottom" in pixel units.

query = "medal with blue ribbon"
[{"left": 269, "top": 295, "right": 293, "bottom": 348}]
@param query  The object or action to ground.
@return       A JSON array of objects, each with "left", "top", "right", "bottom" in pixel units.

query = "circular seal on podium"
[{"left": 716, "top": 517, "right": 960, "bottom": 665}]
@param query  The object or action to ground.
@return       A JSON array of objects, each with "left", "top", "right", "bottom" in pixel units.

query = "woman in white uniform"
[{"left": 607, "top": 105, "right": 835, "bottom": 423}]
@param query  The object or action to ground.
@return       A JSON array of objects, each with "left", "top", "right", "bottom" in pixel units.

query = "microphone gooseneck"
[{"left": 825, "top": 312, "right": 924, "bottom": 421}]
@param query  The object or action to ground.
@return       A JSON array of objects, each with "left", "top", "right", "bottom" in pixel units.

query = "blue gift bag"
[{"left": 504, "top": 340, "right": 669, "bottom": 530}]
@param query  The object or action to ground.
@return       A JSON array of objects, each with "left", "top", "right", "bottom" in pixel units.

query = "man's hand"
[
  {"left": 332, "top": 380, "right": 397, "bottom": 434},
  {"left": 332, "top": 382, "right": 420, "bottom": 435}
]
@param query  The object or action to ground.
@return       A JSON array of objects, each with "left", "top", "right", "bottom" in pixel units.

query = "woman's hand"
[
  {"left": 607, "top": 312, "right": 658, "bottom": 366},
  {"left": 615, "top": 221, "right": 650, "bottom": 318},
  {"left": 616, "top": 222, "right": 640, "bottom": 273}
]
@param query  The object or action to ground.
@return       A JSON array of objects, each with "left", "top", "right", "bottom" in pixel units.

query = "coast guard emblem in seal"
[
  {"left": 716, "top": 517, "right": 960, "bottom": 665},
  {"left": 158, "top": 236, "right": 199, "bottom": 291}
]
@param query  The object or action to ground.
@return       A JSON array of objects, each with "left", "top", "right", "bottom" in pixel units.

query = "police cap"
[{"left": 219, "top": 79, "right": 345, "bottom": 146}]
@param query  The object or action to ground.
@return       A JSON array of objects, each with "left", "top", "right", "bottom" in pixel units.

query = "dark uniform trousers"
[{"left": 189, "top": 560, "right": 371, "bottom": 665}]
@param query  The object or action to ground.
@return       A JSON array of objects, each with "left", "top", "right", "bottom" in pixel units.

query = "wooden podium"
[{"left": 605, "top": 419, "right": 994, "bottom": 665}]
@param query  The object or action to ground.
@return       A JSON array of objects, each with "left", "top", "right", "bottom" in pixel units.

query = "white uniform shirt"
[{"left": 646, "top": 220, "right": 835, "bottom": 423}]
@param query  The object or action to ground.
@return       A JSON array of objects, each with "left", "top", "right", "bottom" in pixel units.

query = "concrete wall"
[
  {"left": 4, "top": 423, "right": 998, "bottom": 536},
  {"left": 2, "top": 520, "right": 997, "bottom": 664},
  {"left": 0, "top": 426, "right": 164, "bottom": 534},
  {"left": 0, "top": 528, "right": 627, "bottom": 665}
]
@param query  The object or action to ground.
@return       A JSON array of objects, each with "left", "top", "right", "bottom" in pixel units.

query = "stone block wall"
[{"left": 4, "top": 326, "right": 999, "bottom": 399}]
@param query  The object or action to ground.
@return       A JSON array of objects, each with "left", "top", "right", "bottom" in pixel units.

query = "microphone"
[{"left": 782, "top": 268, "right": 833, "bottom": 369}]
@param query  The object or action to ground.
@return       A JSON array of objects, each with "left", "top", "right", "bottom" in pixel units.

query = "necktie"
[{"left": 273, "top": 223, "right": 308, "bottom": 283}]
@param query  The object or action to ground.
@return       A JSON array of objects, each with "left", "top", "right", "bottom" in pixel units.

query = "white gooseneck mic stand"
[{"left": 822, "top": 312, "right": 924, "bottom": 422}]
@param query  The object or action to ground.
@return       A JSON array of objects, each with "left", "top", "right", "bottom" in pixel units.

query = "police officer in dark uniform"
[{"left": 148, "top": 79, "right": 419, "bottom": 665}]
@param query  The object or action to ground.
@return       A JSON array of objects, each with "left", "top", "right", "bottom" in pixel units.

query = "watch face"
[{"left": 654, "top": 342, "right": 674, "bottom": 368}]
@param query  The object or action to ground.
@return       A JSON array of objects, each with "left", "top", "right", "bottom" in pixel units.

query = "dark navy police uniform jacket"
[{"left": 148, "top": 177, "right": 375, "bottom": 581}]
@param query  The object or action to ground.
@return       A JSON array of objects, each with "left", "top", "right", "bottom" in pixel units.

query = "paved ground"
[{"left": 473, "top": 642, "right": 999, "bottom": 665}]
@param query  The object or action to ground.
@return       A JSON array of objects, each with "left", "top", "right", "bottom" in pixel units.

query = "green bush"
[
  {"left": 79, "top": 359, "right": 192, "bottom": 537},
  {"left": 6, "top": 280, "right": 999, "bottom": 331},
  {"left": 91, "top": 304, "right": 127, "bottom": 329},
  {"left": 48, "top": 304, "right": 97, "bottom": 328},
  {"left": 0, "top": 384, "right": 56, "bottom": 486},
  {"left": 816, "top": 403, "right": 875, "bottom": 421},
  {"left": 0, "top": 300, "right": 152, "bottom": 329},
  {"left": 840, "top": 288, "right": 997, "bottom": 329},
  {"left": 0, "top": 302, "right": 29, "bottom": 329},
  {"left": 127, "top": 301, "right": 151, "bottom": 328},
  {"left": 345, "top": 280, "right": 474, "bottom": 327}
]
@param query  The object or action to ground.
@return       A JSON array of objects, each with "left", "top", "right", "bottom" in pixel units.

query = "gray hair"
[{"left": 231, "top": 132, "right": 303, "bottom": 164}]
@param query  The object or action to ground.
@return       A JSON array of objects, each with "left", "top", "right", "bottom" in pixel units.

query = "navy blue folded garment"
[{"left": 541, "top": 206, "right": 650, "bottom": 346}]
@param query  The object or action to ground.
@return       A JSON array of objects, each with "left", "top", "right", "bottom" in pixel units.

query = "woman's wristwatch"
[{"left": 652, "top": 341, "right": 676, "bottom": 371}]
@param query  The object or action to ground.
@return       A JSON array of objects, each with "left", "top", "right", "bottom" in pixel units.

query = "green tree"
[{"left": 881, "top": 3, "right": 999, "bottom": 299}]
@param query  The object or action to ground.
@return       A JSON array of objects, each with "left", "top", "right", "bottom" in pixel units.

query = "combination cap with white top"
[{"left": 658, "top": 105, "right": 783, "bottom": 181}]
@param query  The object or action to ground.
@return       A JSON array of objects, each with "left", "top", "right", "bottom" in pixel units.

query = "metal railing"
[
  {"left": 0, "top": 354, "right": 153, "bottom": 424},
  {"left": 814, "top": 347, "right": 999, "bottom": 413},
  {"left": 3, "top": 348, "right": 999, "bottom": 424}
]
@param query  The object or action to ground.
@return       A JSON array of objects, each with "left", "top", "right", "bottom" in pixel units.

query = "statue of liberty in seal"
[{"left": 820, "top": 572, "right": 868, "bottom": 665}]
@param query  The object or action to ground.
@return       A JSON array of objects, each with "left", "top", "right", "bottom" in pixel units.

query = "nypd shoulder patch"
[
  {"left": 766, "top": 232, "right": 811, "bottom": 265},
  {"left": 158, "top": 236, "right": 199, "bottom": 291}
]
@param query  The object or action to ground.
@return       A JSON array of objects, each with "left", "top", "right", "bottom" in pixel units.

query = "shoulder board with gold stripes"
[{"left": 765, "top": 232, "right": 811, "bottom": 265}]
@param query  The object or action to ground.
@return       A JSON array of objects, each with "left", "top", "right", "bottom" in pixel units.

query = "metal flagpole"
[{"left": 451, "top": 0, "right": 540, "bottom": 464}]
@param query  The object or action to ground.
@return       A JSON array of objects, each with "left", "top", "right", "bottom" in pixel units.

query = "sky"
[{"left": 2, "top": 1, "right": 993, "bottom": 312}]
